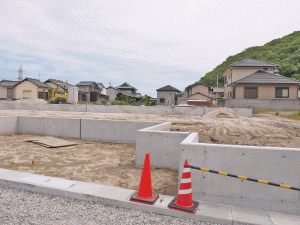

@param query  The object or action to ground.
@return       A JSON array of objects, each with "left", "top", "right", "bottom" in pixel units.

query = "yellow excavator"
[{"left": 50, "top": 83, "right": 68, "bottom": 103}]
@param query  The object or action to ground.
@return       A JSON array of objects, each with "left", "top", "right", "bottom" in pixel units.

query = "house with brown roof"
[
  {"left": 156, "top": 85, "right": 181, "bottom": 105},
  {"left": 0, "top": 80, "right": 20, "bottom": 100},
  {"left": 14, "top": 78, "right": 50, "bottom": 100},
  {"left": 223, "top": 58, "right": 300, "bottom": 99}
]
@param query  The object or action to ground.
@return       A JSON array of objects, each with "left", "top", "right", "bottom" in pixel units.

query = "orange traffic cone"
[
  {"left": 130, "top": 153, "right": 159, "bottom": 205},
  {"left": 168, "top": 159, "right": 199, "bottom": 213}
]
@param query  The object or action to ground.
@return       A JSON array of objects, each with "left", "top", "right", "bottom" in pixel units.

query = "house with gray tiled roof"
[
  {"left": 223, "top": 57, "right": 300, "bottom": 99},
  {"left": 75, "top": 81, "right": 106, "bottom": 102},
  {"left": 0, "top": 80, "right": 20, "bottom": 100},
  {"left": 13, "top": 77, "right": 50, "bottom": 100},
  {"left": 106, "top": 83, "right": 142, "bottom": 102},
  {"left": 156, "top": 85, "right": 181, "bottom": 105}
]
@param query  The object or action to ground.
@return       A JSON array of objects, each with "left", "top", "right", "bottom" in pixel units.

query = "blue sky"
[{"left": 0, "top": 0, "right": 299, "bottom": 97}]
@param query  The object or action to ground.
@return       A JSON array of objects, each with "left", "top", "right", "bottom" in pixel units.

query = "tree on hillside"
[{"left": 185, "top": 31, "right": 300, "bottom": 90}]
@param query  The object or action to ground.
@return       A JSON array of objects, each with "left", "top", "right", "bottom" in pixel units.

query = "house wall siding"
[
  {"left": 235, "top": 84, "right": 299, "bottom": 100},
  {"left": 0, "top": 86, "right": 8, "bottom": 99},
  {"left": 106, "top": 88, "right": 117, "bottom": 101},
  {"left": 190, "top": 84, "right": 209, "bottom": 96},
  {"left": 157, "top": 91, "right": 177, "bottom": 105},
  {"left": 14, "top": 81, "right": 38, "bottom": 99}
]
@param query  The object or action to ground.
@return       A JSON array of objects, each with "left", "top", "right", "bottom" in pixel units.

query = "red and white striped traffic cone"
[{"left": 168, "top": 159, "right": 199, "bottom": 213}]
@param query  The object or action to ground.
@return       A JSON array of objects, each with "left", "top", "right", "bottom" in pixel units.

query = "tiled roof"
[
  {"left": 189, "top": 82, "right": 212, "bottom": 89},
  {"left": 97, "top": 83, "right": 105, "bottom": 88},
  {"left": 76, "top": 81, "right": 97, "bottom": 86},
  {"left": 0, "top": 80, "right": 19, "bottom": 87},
  {"left": 14, "top": 78, "right": 50, "bottom": 88},
  {"left": 233, "top": 70, "right": 300, "bottom": 84},
  {"left": 45, "top": 79, "right": 74, "bottom": 89},
  {"left": 90, "top": 89, "right": 105, "bottom": 95},
  {"left": 188, "top": 92, "right": 213, "bottom": 99},
  {"left": 156, "top": 85, "right": 181, "bottom": 92},
  {"left": 229, "top": 58, "right": 280, "bottom": 67},
  {"left": 116, "top": 82, "right": 137, "bottom": 90}
]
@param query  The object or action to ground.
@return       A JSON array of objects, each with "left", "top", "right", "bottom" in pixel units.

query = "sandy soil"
[
  {"left": 0, "top": 134, "right": 178, "bottom": 196},
  {"left": 1, "top": 108, "right": 299, "bottom": 148}
]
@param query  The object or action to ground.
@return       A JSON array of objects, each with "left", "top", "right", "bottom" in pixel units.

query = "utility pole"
[{"left": 18, "top": 65, "right": 23, "bottom": 80}]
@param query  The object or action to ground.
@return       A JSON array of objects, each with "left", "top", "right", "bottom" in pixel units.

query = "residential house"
[
  {"left": 106, "top": 82, "right": 142, "bottom": 102},
  {"left": 222, "top": 58, "right": 300, "bottom": 99},
  {"left": 75, "top": 81, "right": 106, "bottom": 102},
  {"left": 177, "top": 91, "right": 188, "bottom": 105},
  {"left": 14, "top": 78, "right": 50, "bottom": 100},
  {"left": 0, "top": 80, "right": 20, "bottom": 100},
  {"left": 156, "top": 85, "right": 181, "bottom": 105},
  {"left": 44, "top": 79, "right": 74, "bottom": 94},
  {"left": 96, "top": 83, "right": 105, "bottom": 94}
]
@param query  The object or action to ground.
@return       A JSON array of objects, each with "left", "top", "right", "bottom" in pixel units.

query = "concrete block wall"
[
  {"left": 17, "top": 116, "right": 81, "bottom": 138},
  {"left": 218, "top": 99, "right": 300, "bottom": 110},
  {"left": 81, "top": 119, "right": 161, "bottom": 143},
  {"left": 136, "top": 122, "right": 191, "bottom": 170},
  {"left": 179, "top": 132, "right": 300, "bottom": 215},
  {"left": 0, "top": 102, "right": 252, "bottom": 117},
  {"left": 0, "top": 116, "right": 17, "bottom": 134}
]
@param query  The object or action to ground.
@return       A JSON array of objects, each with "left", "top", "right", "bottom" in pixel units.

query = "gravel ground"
[{"left": 0, "top": 185, "right": 222, "bottom": 225}]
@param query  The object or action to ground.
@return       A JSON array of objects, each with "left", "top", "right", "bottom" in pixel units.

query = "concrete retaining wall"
[
  {"left": 17, "top": 116, "right": 81, "bottom": 138},
  {"left": 218, "top": 99, "right": 300, "bottom": 110},
  {"left": 0, "top": 116, "right": 17, "bottom": 134},
  {"left": 178, "top": 132, "right": 300, "bottom": 215},
  {"left": 81, "top": 119, "right": 161, "bottom": 143},
  {"left": 0, "top": 102, "right": 252, "bottom": 117},
  {"left": 136, "top": 122, "right": 191, "bottom": 170}
]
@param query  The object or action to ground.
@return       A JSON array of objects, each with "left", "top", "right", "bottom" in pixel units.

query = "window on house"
[
  {"left": 244, "top": 87, "right": 258, "bottom": 99},
  {"left": 263, "top": 67, "right": 272, "bottom": 71},
  {"left": 160, "top": 98, "right": 165, "bottom": 103},
  {"left": 275, "top": 87, "right": 289, "bottom": 98}
]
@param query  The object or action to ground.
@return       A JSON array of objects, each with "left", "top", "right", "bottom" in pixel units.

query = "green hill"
[{"left": 185, "top": 31, "right": 300, "bottom": 91}]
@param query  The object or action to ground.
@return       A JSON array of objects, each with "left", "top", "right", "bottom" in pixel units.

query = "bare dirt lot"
[
  {"left": 0, "top": 134, "right": 179, "bottom": 196},
  {"left": 0, "top": 108, "right": 300, "bottom": 197}
]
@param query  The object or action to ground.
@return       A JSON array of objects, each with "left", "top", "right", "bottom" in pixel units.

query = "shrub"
[
  {"left": 275, "top": 111, "right": 279, "bottom": 115},
  {"left": 105, "top": 95, "right": 109, "bottom": 101},
  {"left": 101, "top": 100, "right": 108, "bottom": 105},
  {"left": 112, "top": 100, "right": 124, "bottom": 105}
]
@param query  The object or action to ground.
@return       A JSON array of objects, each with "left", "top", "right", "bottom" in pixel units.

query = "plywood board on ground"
[{"left": 27, "top": 136, "right": 77, "bottom": 148}]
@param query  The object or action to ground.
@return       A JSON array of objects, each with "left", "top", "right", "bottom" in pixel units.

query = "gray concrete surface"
[
  {"left": 0, "top": 116, "right": 17, "bottom": 134},
  {"left": 218, "top": 99, "right": 300, "bottom": 110},
  {"left": 17, "top": 116, "right": 81, "bottom": 138},
  {"left": 0, "top": 102, "right": 252, "bottom": 117},
  {"left": 81, "top": 119, "right": 160, "bottom": 143},
  {"left": 136, "top": 122, "right": 191, "bottom": 170},
  {"left": 0, "top": 168, "right": 299, "bottom": 225},
  {"left": 179, "top": 132, "right": 300, "bottom": 215}
]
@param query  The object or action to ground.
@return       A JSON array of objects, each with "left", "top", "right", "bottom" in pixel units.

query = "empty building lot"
[{"left": 0, "top": 108, "right": 299, "bottom": 198}]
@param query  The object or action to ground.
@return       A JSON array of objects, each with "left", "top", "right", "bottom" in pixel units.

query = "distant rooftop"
[
  {"left": 229, "top": 58, "right": 280, "bottom": 68},
  {"left": 116, "top": 82, "right": 137, "bottom": 90},
  {"left": 156, "top": 85, "right": 181, "bottom": 92},
  {"left": 15, "top": 78, "right": 50, "bottom": 88},
  {"left": 233, "top": 70, "right": 300, "bottom": 84},
  {"left": 0, "top": 80, "right": 19, "bottom": 87},
  {"left": 45, "top": 79, "right": 73, "bottom": 89}
]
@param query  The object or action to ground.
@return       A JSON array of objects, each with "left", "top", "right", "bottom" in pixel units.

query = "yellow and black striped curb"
[{"left": 189, "top": 165, "right": 300, "bottom": 192}]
